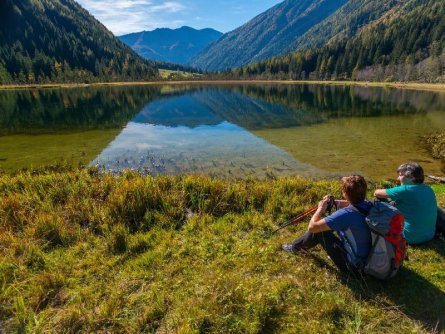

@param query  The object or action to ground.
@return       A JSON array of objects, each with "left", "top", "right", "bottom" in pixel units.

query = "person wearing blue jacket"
[{"left": 282, "top": 175, "right": 372, "bottom": 274}]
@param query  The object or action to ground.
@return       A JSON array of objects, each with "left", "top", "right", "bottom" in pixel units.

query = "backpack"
[{"left": 352, "top": 200, "right": 407, "bottom": 280}]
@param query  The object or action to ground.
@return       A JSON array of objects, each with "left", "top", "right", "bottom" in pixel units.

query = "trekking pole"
[
  {"left": 426, "top": 175, "right": 445, "bottom": 184},
  {"left": 267, "top": 206, "right": 318, "bottom": 236},
  {"left": 266, "top": 195, "right": 337, "bottom": 237}
]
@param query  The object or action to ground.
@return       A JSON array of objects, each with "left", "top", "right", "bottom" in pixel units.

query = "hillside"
[
  {"left": 231, "top": 0, "right": 445, "bottom": 82},
  {"left": 119, "top": 26, "right": 222, "bottom": 65},
  {"left": 0, "top": 169, "right": 444, "bottom": 332},
  {"left": 290, "top": 0, "right": 400, "bottom": 52},
  {"left": 189, "top": 0, "right": 347, "bottom": 71},
  {"left": 0, "top": 0, "right": 158, "bottom": 84}
]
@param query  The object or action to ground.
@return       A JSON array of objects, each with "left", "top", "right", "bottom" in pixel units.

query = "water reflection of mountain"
[
  {"left": 0, "top": 86, "right": 163, "bottom": 135},
  {"left": 4, "top": 83, "right": 445, "bottom": 175},
  {"left": 131, "top": 84, "right": 445, "bottom": 131},
  {"left": 132, "top": 94, "right": 224, "bottom": 128},
  {"left": 233, "top": 84, "right": 445, "bottom": 119},
  {"left": 192, "top": 88, "right": 322, "bottom": 130},
  {"left": 132, "top": 87, "right": 322, "bottom": 129},
  {"left": 3, "top": 84, "right": 445, "bottom": 136}
]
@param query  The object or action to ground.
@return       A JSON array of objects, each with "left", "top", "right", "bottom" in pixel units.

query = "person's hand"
[{"left": 317, "top": 197, "right": 330, "bottom": 213}]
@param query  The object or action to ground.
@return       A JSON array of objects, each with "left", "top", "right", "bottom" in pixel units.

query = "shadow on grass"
[
  {"left": 306, "top": 249, "right": 445, "bottom": 332},
  {"left": 413, "top": 238, "right": 445, "bottom": 257},
  {"left": 345, "top": 266, "right": 445, "bottom": 332}
]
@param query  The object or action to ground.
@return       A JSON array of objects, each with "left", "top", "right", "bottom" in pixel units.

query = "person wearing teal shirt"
[{"left": 374, "top": 163, "right": 438, "bottom": 244}]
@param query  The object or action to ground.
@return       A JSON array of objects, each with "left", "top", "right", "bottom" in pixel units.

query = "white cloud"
[
  {"left": 77, "top": 0, "right": 187, "bottom": 35},
  {"left": 150, "top": 1, "right": 185, "bottom": 12}
]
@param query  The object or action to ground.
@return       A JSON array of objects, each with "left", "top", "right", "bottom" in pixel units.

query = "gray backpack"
[{"left": 351, "top": 200, "right": 407, "bottom": 280}]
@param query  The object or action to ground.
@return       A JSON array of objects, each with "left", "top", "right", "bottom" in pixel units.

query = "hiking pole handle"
[{"left": 326, "top": 195, "right": 337, "bottom": 214}]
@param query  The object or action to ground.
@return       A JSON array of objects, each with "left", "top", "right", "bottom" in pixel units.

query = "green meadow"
[{"left": 0, "top": 167, "right": 444, "bottom": 333}]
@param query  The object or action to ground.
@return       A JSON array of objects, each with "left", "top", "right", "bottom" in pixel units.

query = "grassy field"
[
  {"left": 159, "top": 69, "right": 202, "bottom": 80},
  {"left": 0, "top": 168, "right": 444, "bottom": 333}
]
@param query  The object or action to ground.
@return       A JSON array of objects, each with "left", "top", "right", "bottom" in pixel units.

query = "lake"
[{"left": 1, "top": 83, "right": 445, "bottom": 180}]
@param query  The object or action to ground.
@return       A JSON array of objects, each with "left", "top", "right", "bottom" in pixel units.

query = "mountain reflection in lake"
[
  {"left": 92, "top": 89, "right": 328, "bottom": 179},
  {"left": 1, "top": 84, "right": 445, "bottom": 179},
  {"left": 92, "top": 121, "right": 326, "bottom": 179}
]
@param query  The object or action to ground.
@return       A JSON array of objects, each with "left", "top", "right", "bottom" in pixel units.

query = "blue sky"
[{"left": 76, "top": 0, "right": 283, "bottom": 35}]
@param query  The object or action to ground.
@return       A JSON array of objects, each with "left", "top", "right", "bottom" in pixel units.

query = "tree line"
[
  {"left": 0, "top": 0, "right": 158, "bottom": 84},
  {"left": 211, "top": 0, "right": 445, "bottom": 83}
]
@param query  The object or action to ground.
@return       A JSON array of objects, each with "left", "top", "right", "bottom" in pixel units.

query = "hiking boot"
[{"left": 282, "top": 244, "right": 296, "bottom": 253}]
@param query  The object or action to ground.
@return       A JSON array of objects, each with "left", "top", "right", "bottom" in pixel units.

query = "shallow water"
[{"left": 1, "top": 83, "right": 445, "bottom": 179}]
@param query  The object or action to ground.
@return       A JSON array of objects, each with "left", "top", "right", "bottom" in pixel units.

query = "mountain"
[
  {"left": 0, "top": 0, "right": 158, "bottom": 84},
  {"left": 119, "top": 26, "right": 223, "bottom": 65},
  {"left": 189, "top": 0, "right": 347, "bottom": 71},
  {"left": 290, "top": 0, "right": 400, "bottom": 52},
  {"left": 233, "top": 0, "right": 445, "bottom": 83}
]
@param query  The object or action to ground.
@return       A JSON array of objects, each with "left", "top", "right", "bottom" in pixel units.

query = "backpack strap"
[
  {"left": 349, "top": 202, "right": 371, "bottom": 216},
  {"left": 338, "top": 230, "right": 364, "bottom": 269}
]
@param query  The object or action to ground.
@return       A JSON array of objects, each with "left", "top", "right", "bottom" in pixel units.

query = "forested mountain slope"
[
  {"left": 290, "top": 0, "right": 400, "bottom": 52},
  {"left": 0, "top": 0, "right": 158, "bottom": 84},
  {"left": 231, "top": 0, "right": 445, "bottom": 83},
  {"left": 119, "top": 26, "right": 222, "bottom": 65},
  {"left": 189, "top": 0, "right": 347, "bottom": 71}
]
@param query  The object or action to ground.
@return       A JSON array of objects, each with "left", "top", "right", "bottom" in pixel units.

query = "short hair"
[
  {"left": 341, "top": 175, "right": 367, "bottom": 204},
  {"left": 397, "top": 163, "right": 424, "bottom": 184}
]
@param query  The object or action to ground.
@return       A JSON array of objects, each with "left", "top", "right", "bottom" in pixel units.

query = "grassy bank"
[
  {"left": 0, "top": 169, "right": 444, "bottom": 333},
  {"left": 426, "top": 130, "right": 445, "bottom": 171},
  {"left": 2, "top": 80, "right": 445, "bottom": 92}
]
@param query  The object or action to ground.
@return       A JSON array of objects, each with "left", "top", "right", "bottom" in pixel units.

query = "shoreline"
[{"left": 1, "top": 80, "right": 445, "bottom": 92}]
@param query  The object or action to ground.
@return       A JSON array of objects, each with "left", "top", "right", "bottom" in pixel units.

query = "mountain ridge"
[
  {"left": 189, "top": 0, "right": 347, "bottom": 71},
  {"left": 118, "top": 26, "right": 223, "bottom": 65},
  {"left": 232, "top": 0, "right": 445, "bottom": 83}
]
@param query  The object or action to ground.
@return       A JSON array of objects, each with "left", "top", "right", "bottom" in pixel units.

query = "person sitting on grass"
[
  {"left": 282, "top": 175, "right": 371, "bottom": 274},
  {"left": 374, "top": 162, "right": 439, "bottom": 245}
]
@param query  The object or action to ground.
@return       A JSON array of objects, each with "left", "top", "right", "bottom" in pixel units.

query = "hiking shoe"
[{"left": 282, "top": 244, "right": 296, "bottom": 253}]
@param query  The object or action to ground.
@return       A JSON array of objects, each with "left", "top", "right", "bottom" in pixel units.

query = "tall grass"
[{"left": 0, "top": 168, "right": 444, "bottom": 333}]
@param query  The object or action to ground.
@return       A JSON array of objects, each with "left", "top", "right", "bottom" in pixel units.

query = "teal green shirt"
[{"left": 386, "top": 184, "right": 437, "bottom": 244}]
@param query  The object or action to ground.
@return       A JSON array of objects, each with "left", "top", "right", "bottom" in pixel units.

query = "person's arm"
[
  {"left": 335, "top": 200, "right": 350, "bottom": 209},
  {"left": 321, "top": 194, "right": 349, "bottom": 209},
  {"left": 308, "top": 198, "right": 332, "bottom": 233},
  {"left": 374, "top": 189, "right": 390, "bottom": 199}
]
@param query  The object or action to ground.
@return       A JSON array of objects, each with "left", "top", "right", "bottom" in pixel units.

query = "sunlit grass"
[
  {"left": 0, "top": 168, "right": 444, "bottom": 333},
  {"left": 159, "top": 69, "right": 202, "bottom": 80}
]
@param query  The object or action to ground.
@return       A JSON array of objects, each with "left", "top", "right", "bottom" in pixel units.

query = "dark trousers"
[
  {"left": 291, "top": 231, "right": 358, "bottom": 274},
  {"left": 437, "top": 208, "right": 445, "bottom": 237}
]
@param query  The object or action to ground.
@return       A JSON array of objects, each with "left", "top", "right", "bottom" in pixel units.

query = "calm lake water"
[{"left": 1, "top": 83, "right": 445, "bottom": 180}]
